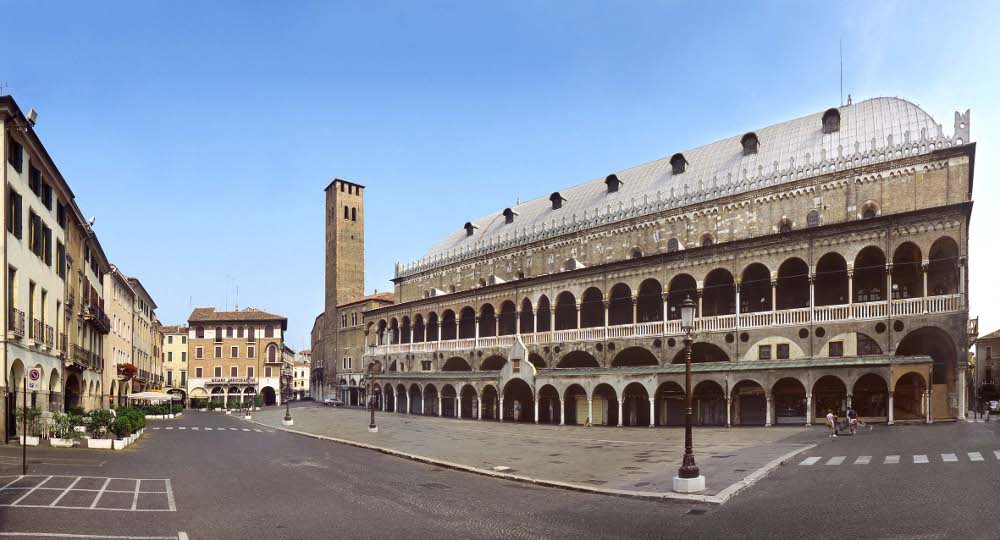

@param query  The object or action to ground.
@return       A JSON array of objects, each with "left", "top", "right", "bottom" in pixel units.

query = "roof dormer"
[
  {"left": 502, "top": 207, "right": 518, "bottom": 224},
  {"left": 822, "top": 108, "right": 841, "bottom": 134},
  {"left": 741, "top": 132, "right": 759, "bottom": 156},
  {"left": 464, "top": 222, "right": 478, "bottom": 237},
  {"left": 604, "top": 174, "right": 623, "bottom": 193},
  {"left": 670, "top": 153, "right": 687, "bottom": 175},
  {"left": 549, "top": 192, "right": 566, "bottom": 210}
]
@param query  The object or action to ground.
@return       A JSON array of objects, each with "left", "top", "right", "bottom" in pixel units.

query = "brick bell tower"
[{"left": 323, "top": 178, "right": 366, "bottom": 398}]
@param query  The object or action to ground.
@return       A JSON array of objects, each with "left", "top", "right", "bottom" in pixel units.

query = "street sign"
[{"left": 26, "top": 367, "right": 41, "bottom": 391}]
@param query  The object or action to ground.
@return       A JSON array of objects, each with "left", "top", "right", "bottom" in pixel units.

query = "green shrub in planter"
[
  {"left": 68, "top": 406, "right": 86, "bottom": 417},
  {"left": 15, "top": 406, "right": 42, "bottom": 437},
  {"left": 255, "top": 395, "right": 264, "bottom": 408},
  {"left": 89, "top": 409, "right": 114, "bottom": 439},
  {"left": 51, "top": 412, "right": 78, "bottom": 439},
  {"left": 112, "top": 416, "right": 133, "bottom": 439}
]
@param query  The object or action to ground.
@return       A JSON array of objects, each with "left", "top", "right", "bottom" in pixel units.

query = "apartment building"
[{"left": 161, "top": 325, "right": 188, "bottom": 400}]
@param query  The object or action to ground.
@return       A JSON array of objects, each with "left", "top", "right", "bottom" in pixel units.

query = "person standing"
[
  {"left": 846, "top": 407, "right": 858, "bottom": 435},
  {"left": 826, "top": 410, "right": 837, "bottom": 438}
]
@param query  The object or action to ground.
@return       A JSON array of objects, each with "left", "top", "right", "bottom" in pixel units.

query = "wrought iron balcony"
[{"left": 8, "top": 308, "right": 25, "bottom": 338}]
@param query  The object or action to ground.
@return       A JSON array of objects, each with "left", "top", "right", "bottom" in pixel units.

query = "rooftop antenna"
[{"left": 839, "top": 36, "right": 844, "bottom": 106}]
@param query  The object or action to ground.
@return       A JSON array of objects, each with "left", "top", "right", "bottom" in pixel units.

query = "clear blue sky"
[{"left": 2, "top": 1, "right": 998, "bottom": 349}]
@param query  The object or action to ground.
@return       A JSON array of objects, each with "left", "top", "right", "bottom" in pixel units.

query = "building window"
[
  {"left": 604, "top": 174, "right": 622, "bottom": 193},
  {"left": 861, "top": 202, "right": 879, "bottom": 219},
  {"left": 344, "top": 205, "right": 349, "bottom": 219},
  {"left": 196, "top": 347, "right": 204, "bottom": 359},
  {"left": 196, "top": 326, "right": 204, "bottom": 338},
  {"left": 195, "top": 368, "right": 202, "bottom": 378},
  {"left": 42, "top": 224, "right": 51, "bottom": 266},
  {"left": 167, "top": 352, "right": 173, "bottom": 362},
  {"left": 28, "top": 210, "right": 42, "bottom": 256},
  {"left": 776, "top": 343, "right": 790, "bottom": 360},
  {"left": 167, "top": 371, "right": 173, "bottom": 386},
  {"left": 182, "top": 336, "right": 187, "bottom": 344},
  {"left": 230, "top": 366, "right": 238, "bottom": 377},
  {"left": 351, "top": 313, "right": 357, "bottom": 326},
  {"left": 758, "top": 345, "right": 772, "bottom": 360},
  {"left": 667, "top": 238, "right": 679, "bottom": 253},
  {"left": 248, "top": 346, "right": 255, "bottom": 359},
  {"left": 670, "top": 153, "right": 687, "bottom": 174},
  {"left": 182, "top": 352, "right": 186, "bottom": 362},
  {"left": 549, "top": 192, "right": 565, "bottom": 210},
  {"left": 167, "top": 336, "right": 173, "bottom": 344},
  {"left": 42, "top": 182, "right": 52, "bottom": 210},
  {"left": 237, "top": 326, "right": 244, "bottom": 338},
  {"left": 503, "top": 207, "right": 517, "bottom": 224},
  {"left": 267, "top": 345, "right": 277, "bottom": 362},
  {"left": 421, "top": 361, "right": 431, "bottom": 371},
  {"left": 7, "top": 140, "right": 23, "bottom": 172},
  {"left": 181, "top": 371, "right": 187, "bottom": 386},
  {"left": 231, "top": 346, "right": 238, "bottom": 358},
  {"left": 987, "top": 346, "right": 993, "bottom": 359},
  {"left": 779, "top": 219, "right": 792, "bottom": 234},
  {"left": 227, "top": 326, "right": 233, "bottom": 337},
  {"left": 265, "top": 325, "right": 274, "bottom": 338},
  {"left": 265, "top": 366, "right": 272, "bottom": 377},
  {"left": 829, "top": 340, "right": 844, "bottom": 357},
  {"left": 57, "top": 201, "right": 66, "bottom": 229},
  {"left": 56, "top": 241, "right": 65, "bottom": 277},
  {"left": 214, "top": 326, "right": 222, "bottom": 342},
  {"left": 247, "top": 366, "right": 254, "bottom": 378},
  {"left": 215, "top": 346, "right": 222, "bottom": 358},
  {"left": 214, "top": 366, "right": 221, "bottom": 377},
  {"left": 806, "top": 210, "right": 820, "bottom": 228},
  {"left": 351, "top": 207, "right": 356, "bottom": 221},
  {"left": 741, "top": 132, "right": 759, "bottom": 156},
  {"left": 822, "top": 108, "right": 841, "bottom": 134},
  {"left": 7, "top": 187, "right": 22, "bottom": 239},
  {"left": 29, "top": 167, "right": 41, "bottom": 196},
  {"left": 701, "top": 233, "right": 714, "bottom": 247},
  {"left": 341, "top": 314, "right": 347, "bottom": 328}
]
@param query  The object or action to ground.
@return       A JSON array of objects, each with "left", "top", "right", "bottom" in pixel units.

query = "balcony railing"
[
  {"left": 71, "top": 344, "right": 89, "bottom": 368},
  {"left": 29, "top": 318, "right": 42, "bottom": 343},
  {"left": 367, "top": 293, "right": 965, "bottom": 356},
  {"left": 44, "top": 325, "right": 54, "bottom": 348},
  {"left": 65, "top": 284, "right": 75, "bottom": 307},
  {"left": 8, "top": 308, "right": 25, "bottom": 337}
]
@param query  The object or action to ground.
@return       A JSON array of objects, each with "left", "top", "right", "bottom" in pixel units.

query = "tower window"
[
  {"left": 605, "top": 174, "right": 622, "bottom": 193},
  {"left": 779, "top": 218, "right": 792, "bottom": 233},
  {"left": 807, "top": 210, "right": 820, "bottom": 228},
  {"left": 670, "top": 153, "right": 687, "bottom": 175},
  {"left": 741, "top": 132, "right": 759, "bottom": 156},
  {"left": 344, "top": 206, "right": 349, "bottom": 219},
  {"left": 667, "top": 238, "right": 680, "bottom": 253},
  {"left": 351, "top": 207, "right": 357, "bottom": 221},
  {"left": 822, "top": 108, "right": 841, "bottom": 134},
  {"left": 700, "top": 233, "right": 714, "bottom": 247}
]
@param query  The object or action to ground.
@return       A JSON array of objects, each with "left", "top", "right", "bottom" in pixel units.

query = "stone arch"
[
  {"left": 384, "top": 383, "right": 395, "bottom": 412},
  {"left": 852, "top": 373, "right": 889, "bottom": 419},
  {"left": 854, "top": 246, "right": 887, "bottom": 302},
  {"left": 776, "top": 257, "right": 810, "bottom": 310},
  {"left": 408, "top": 384, "right": 422, "bottom": 414},
  {"left": 671, "top": 342, "right": 729, "bottom": 364},
  {"left": 460, "top": 384, "right": 478, "bottom": 418},
  {"left": 893, "top": 371, "right": 927, "bottom": 421},
  {"left": 703, "top": 268, "right": 735, "bottom": 317},
  {"left": 892, "top": 241, "right": 923, "bottom": 298},
  {"left": 555, "top": 291, "right": 577, "bottom": 330},
  {"left": 591, "top": 383, "right": 618, "bottom": 426},
  {"left": 396, "top": 384, "right": 408, "bottom": 413},
  {"left": 896, "top": 326, "right": 956, "bottom": 386},
  {"left": 527, "top": 353, "right": 546, "bottom": 368},
  {"left": 557, "top": 350, "right": 600, "bottom": 369},
  {"left": 667, "top": 274, "right": 697, "bottom": 320},
  {"left": 423, "top": 384, "right": 439, "bottom": 416},
  {"left": 64, "top": 371, "right": 81, "bottom": 411},
  {"left": 459, "top": 307, "right": 476, "bottom": 339},
  {"left": 563, "top": 384, "right": 588, "bottom": 425},
  {"left": 427, "top": 311, "right": 440, "bottom": 342},
  {"left": 441, "top": 310, "right": 457, "bottom": 341},
  {"left": 479, "top": 303, "right": 496, "bottom": 338},
  {"left": 400, "top": 316, "right": 411, "bottom": 344},
  {"left": 580, "top": 287, "right": 604, "bottom": 328},
  {"left": 537, "top": 384, "right": 561, "bottom": 424},
  {"left": 412, "top": 314, "right": 425, "bottom": 343},
  {"left": 740, "top": 262, "right": 772, "bottom": 313},
  {"left": 637, "top": 278, "right": 663, "bottom": 322},
  {"left": 480, "top": 355, "right": 506, "bottom": 371},
  {"left": 519, "top": 298, "right": 534, "bottom": 334},
  {"left": 536, "top": 295, "right": 552, "bottom": 332},
  {"left": 622, "top": 382, "right": 650, "bottom": 427},
  {"left": 693, "top": 380, "right": 726, "bottom": 426},
  {"left": 654, "top": 381, "right": 685, "bottom": 426},
  {"left": 442, "top": 357, "right": 472, "bottom": 371},
  {"left": 772, "top": 377, "right": 807, "bottom": 424},
  {"left": 608, "top": 283, "right": 633, "bottom": 326},
  {"left": 498, "top": 300, "right": 517, "bottom": 336},
  {"left": 743, "top": 336, "right": 805, "bottom": 361},
  {"left": 441, "top": 384, "right": 458, "bottom": 417},
  {"left": 815, "top": 252, "right": 849, "bottom": 306},
  {"left": 731, "top": 379, "right": 766, "bottom": 426},
  {"left": 502, "top": 378, "right": 534, "bottom": 423},
  {"left": 481, "top": 384, "right": 499, "bottom": 420},
  {"left": 611, "top": 347, "right": 659, "bottom": 367},
  {"left": 388, "top": 318, "right": 400, "bottom": 344},
  {"left": 927, "top": 236, "right": 959, "bottom": 295}
]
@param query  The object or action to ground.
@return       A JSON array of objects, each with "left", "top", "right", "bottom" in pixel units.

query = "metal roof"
[{"left": 399, "top": 97, "right": 964, "bottom": 277}]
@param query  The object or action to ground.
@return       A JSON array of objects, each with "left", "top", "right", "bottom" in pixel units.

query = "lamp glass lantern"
[{"left": 680, "top": 296, "right": 696, "bottom": 332}]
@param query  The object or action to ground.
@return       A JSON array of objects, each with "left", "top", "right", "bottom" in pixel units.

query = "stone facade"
[
  {"left": 974, "top": 329, "right": 1000, "bottom": 404},
  {"left": 358, "top": 97, "right": 974, "bottom": 428},
  {"left": 161, "top": 325, "right": 188, "bottom": 400}
]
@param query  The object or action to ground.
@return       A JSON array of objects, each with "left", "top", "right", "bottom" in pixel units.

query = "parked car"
[{"left": 323, "top": 397, "right": 345, "bottom": 407}]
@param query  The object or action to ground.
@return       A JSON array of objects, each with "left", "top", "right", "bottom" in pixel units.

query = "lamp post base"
[
  {"left": 368, "top": 425, "right": 379, "bottom": 433},
  {"left": 244, "top": 415, "right": 252, "bottom": 420},
  {"left": 672, "top": 475, "right": 706, "bottom": 493},
  {"left": 282, "top": 418, "right": 294, "bottom": 426}
]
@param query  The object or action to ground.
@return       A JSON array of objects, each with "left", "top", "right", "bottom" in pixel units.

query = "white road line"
[
  {"left": 90, "top": 477, "right": 113, "bottom": 509},
  {"left": 253, "top": 429, "right": 261, "bottom": 433},
  {"left": 799, "top": 457, "right": 821, "bottom": 466},
  {"left": 191, "top": 427, "right": 199, "bottom": 431},
  {"left": 914, "top": 454, "right": 929, "bottom": 464},
  {"left": 241, "top": 428, "right": 250, "bottom": 432},
  {"left": 11, "top": 475, "right": 53, "bottom": 505},
  {"left": 885, "top": 455, "right": 900, "bottom": 464},
  {"left": 969, "top": 452, "right": 984, "bottom": 462},
  {"left": 152, "top": 427, "right": 161, "bottom": 430},
  {"left": 178, "top": 427, "right": 186, "bottom": 430},
  {"left": 229, "top": 428, "right": 237, "bottom": 431},
  {"left": 0, "top": 475, "right": 24, "bottom": 490},
  {"left": 165, "top": 479, "right": 176, "bottom": 511},
  {"left": 130, "top": 479, "right": 142, "bottom": 510},
  {"left": 942, "top": 453, "right": 958, "bottom": 462},
  {"left": 204, "top": 427, "right": 212, "bottom": 431},
  {"left": 165, "top": 427, "right": 173, "bottom": 430},
  {"left": 49, "top": 476, "right": 83, "bottom": 506},
  {"left": 826, "top": 456, "right": 845, "bottom": 465},
  {"left": 0, "top": 533, "right": 179, "bottom": 539},
  {"left": 994, "top": 450, "right": 1000, "bottom": 460},
  {"left": 854, "top": 456, "right": 871, "bottom": 465}
]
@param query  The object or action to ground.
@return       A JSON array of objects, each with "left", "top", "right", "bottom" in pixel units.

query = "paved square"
[{"left": 0, "top": 475, "right": 175, "bottom": 511}]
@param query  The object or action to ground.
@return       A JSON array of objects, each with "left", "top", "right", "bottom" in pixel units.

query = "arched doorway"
[
  {"left": 894, "top": 372, "right": 927, "bottom": 421},
  {"left": 580, "top": 288, "right": 604, "bottom": 328},
  {"left": 693, "top": 380, "right": 726, "bottom": 426},
  {"left": 854, "top": 246, "right": 887, "bottom": 303},
  {"left": 481, "top": 385, "right": 498, "bottom": 420},
  {"left": 261, "top": 386, "right": 276, "bottom": 406},
  {"left": 591, "top": 383, "right": 618, "bottom": 426},
  {"left": 667, "top": 274, "right": 697, "bottom": 320},
  {"left": 927, "top": 236, "right": 959, "bottom": 295},
  {"left": 812, "top": 375, "right": 846, "bottom": 422},
  {"left": 892, "top": 242, "right": 923, "bottom": 298},
  {"left": 731, "top": 380, "right": 766, "bottom": 426},
  {"left": 408, "top": 384, "right": 422, "bottom": 414},
  {"left": 703, "top": 269, "right": 735, "bottom": 317},
  {"left": 383, "top": 384, "right": 395, "bottom": 412},
  {"left": 608, "top": 284, "right": 633, "bottom": 326},
  {"left": 776, "top": 258, "right": 810, "bottom": 309},
  {"left": 896, "top": 327, "right": 957, "bottom": 419},
  {"left": 211, "top": 387, "right": 224, "bottom": 405},
  {"left": 49, "top": 369, "right": 62, "bottom": 412},
  {"left": 460, "top": 385, "right": 478, "bottom": 418},
  {"left": 654, "top": 381, "right": 685, "bottom": 426},
  {"left": 64, "top": 373, "right": 81, "bottom": 412},
  {"left": 564, "top": 384, "right": 587, "bottom": 425},
  {"left": 772, "top": 378, "right": 807, "bottom": 424},
  {"left": 423, "top": 384, "right": 438, "bottom": 416},
  {"left": 537, "top": 384, "right": 560, "bottom": 424},
  {"left": 853, "top": 373, "right": 888, "bottom": 420},
  {"left": 396, "top": 384, "right": 407, "bottom": 414},
  {"left": 741, "top": 264, "right": 772, "bottom": 313},
  {"left": 555, "top": 292, "right": 577, "bottom": 330},
  {"left": 441, "top": 385, "right": 457, "bottom": 417},
  {"left": 637, "top": 279, "right": 663, "bottom": 322},
  {"left": 622, "top": 383, "right": 650, "bottom": 426},
  {"left": 815, "top": 252, "right": 849, "bottom": 306},
  {"left": 502, "top": 379, "right": 534, "bottom": 423}
]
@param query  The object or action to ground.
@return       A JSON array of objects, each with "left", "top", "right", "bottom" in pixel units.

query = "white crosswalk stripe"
[
  {"left": 885, "top": 455, "right": 900, "bottom": 464},
  {"left": 914, "top": 455, "right": 929, "bottom": 464},
  {"left": 994, "top": 450, "right": 1000, "bottom": 460},
  {"left": 253, "top": 429, "right": 262, "bottom": 433},
  {"left": 229, "top": 428, "right": 237, "bottom": 431},
  {"left": 165, "top": 427, "right": 173, "bottom": 430},
  {"left": 191, "top": 427, "right": 199, "bottom": 430},
  {"left": 942, "top": 453, "right": 958, "bottom": 462},
  {"left": 802, "top": 452, "right": 999, "bottom": 467},
  {"left": 204, "top": 427, "right": 212, "bottom": 431},
  {"left": 178, "top": 427, "right": 186, "bottom": 430},
  {"left": 854, "top": 456, "right": 871, "bottom": 465},
  {"left": 969, "top": 452, "right": 984, "bottom": 462},
  {"left": 241, "top": 428, "right": 250, "bottom": 432},
  {"left": 826, "top": 456, "right": 845, "bottom": 465},
  {"left": 799, "top": 457, "right": 821, "bottom": 466}
]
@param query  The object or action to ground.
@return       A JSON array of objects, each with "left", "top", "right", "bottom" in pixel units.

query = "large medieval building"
[{"left": 324, "top": 97, "right": 974, "bottom": 428}]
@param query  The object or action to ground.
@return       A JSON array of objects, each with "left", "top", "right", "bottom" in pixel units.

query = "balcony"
[
  {"left": 65, "top": 284, "right": 75, "bottom": 308},
  {"left": 83, "top": 303, "right": 111, "bottom": 335},
  {"left": 8, "top": 308, "right": 25, "bottom": 338},
  {"left": 43, "top": 324, "right": 54, "bottom": 349},
  {"left": 367, "top": 293, "right": 965, "bottom": 357},
  {"left": 56, "top": 333, "right": 67, "bottom": 357},
  {"left": 70, "top": 345, "right": 89, "bottom": 370},
  {"left": 29, "top": 318, "right": 42, "bottom": 346}
]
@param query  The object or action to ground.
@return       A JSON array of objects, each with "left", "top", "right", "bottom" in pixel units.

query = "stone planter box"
[
  {"left": 225, "top": 410, "right": 232, "bottom": 415},
  {"left": 50, "top": 438, "right": 74, "bottom": 448},
  {"left": 19, "top": 436, "right": 40, "bottom": 446},
  {"left": 244, "top": 415, "right": 252, "bottom": 420},
  {"left": 87, "top": 438, "right": 112, "bottom": 449},
  {"left": 112, "top": 439, "right": 127, "bottom": 450},
  {"left": 199, "top": 408, "right": 207, "bottom": 412}
]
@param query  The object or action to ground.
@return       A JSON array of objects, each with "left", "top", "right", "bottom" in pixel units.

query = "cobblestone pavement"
[{"left": 252, "top": 403, "right": 820, "bottom": 497}]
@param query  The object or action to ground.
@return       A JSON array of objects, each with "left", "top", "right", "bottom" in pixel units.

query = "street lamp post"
[
  {"left": 673, "top": 296, "right": 706, "bottom": 493},
  {"left": 282, "top": 364, "right": 293, "bottom": 426},
  {"left": 367, "top": 336, "right": 382, "bottom": 433}
]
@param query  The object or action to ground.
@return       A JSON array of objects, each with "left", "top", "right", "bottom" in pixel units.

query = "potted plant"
[
  {"left": 111, "top": 416, "right": 133, "bottom": 450},
  {"left": 49, "top": 412, "right": 78, "bottom": 448},
  {"left": 16, "top": 406, "right": 42, "bottom": 446},
  {"left": 86, "top": 409, "right": 114, "bottom": 449}
]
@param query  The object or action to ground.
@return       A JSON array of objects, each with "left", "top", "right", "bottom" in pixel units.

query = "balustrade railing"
[
  {"left": 8, "top": 308, "right": 25, "bottom": 337},
  {"left": 44, "top": 325, "right": 54, "bottom": 348},
  {"left": 365, "top": 293, "right": 965, "bottom": 357}
]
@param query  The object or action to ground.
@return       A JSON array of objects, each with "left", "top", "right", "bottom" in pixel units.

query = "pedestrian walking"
[
  {"left": 826, "top": 410, "right": 837, "bottom": 437},
  {"left": 846, "top": 407, "right": 858, "bottom": 435}
]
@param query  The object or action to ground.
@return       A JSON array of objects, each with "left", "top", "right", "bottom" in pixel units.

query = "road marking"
[
  {"left": 253, "top": 429, "right": 261, "bottom": 432},
  {"left": 942, "top": 453, "right": 958, "bottom": 462},
  {"left": 0, "top": 475, "right": 24, "bottom": 490},
  {"left": 152, "top": 427, "right": 160, "bottom": 430},
  {"left": 11, "top": 475, "right": 53, "bottom": 505},
  {"left": 799, "top": 457, "right": 821, "bottom": 466},
  {"left": 229, "top": 428, "right": 237, "bottom": 431},
  {"left": 178, "top": 427, "right": 186, "bottom": 430},
  {"left": 241, "top": 428, "right": 250, "bottom": 432},
  {"left": 90, "top": 478, "right": 113, "bottom": 509},
  {"left": 131, "top": 479, "right": 142, "bottom": 510},
  {"left": 49, "top": 476, "right": 82, "bottom": 506},
  {"left": 191, "top": 427, "right": 199, "bottom": 431},
  {"left": 914, "top": 455, "right": 929, "bottom": 464},
  {"left": 0, "top": 533, "right": 181, "bottom": 539},
  {"left": 885, "top": 455, "right": 900, "bottom": 464},
  {"left": 165, "top": 479, "right": 176, "bottom": 511},
  {"left": 204, "top": 427, "right": 212, "bottom": 431},
  {"left": 994, "top": 450, "right": 1000, "bottom": 460},
  {"left": 854, "top": 456, "right": 871, "bottom": 465},
  {"left": 825, "top": 456, "right": 845, "bottom": 465},
  {"left": 165, "top": 427, "right": 173, "bottom": 430},
  {"left": 969, "top": 452, "right": 984, "bottom": 462}
]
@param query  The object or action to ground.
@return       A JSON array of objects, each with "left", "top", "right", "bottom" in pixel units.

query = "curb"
[{"left": 243, "top": 416, "right": 814, "bottom": 505}]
